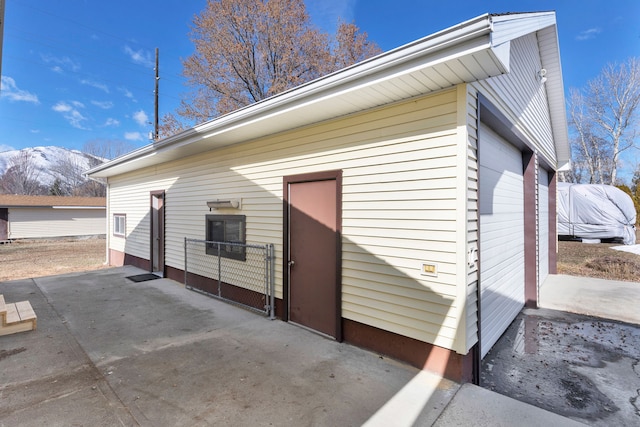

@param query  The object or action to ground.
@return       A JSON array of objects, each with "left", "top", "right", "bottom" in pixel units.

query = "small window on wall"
[
  {"left": 113, "top": 214, "right": 126, "bottom": 237},
  {"left": 205, "top": 215, "right": 246, "bottom": 261}
]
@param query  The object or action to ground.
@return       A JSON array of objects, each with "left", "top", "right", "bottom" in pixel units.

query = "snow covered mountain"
[{"left": 0, "top": 146, "right": 105, "bottom": 189}]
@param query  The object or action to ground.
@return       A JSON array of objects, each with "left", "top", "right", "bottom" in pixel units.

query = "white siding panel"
[
  {"left": 9, "top": 208, "right": 105, "bottom": 239},
  {"left": 479, "top": 123, "right": 525, "bottom": 358},
  {"left": 108, "top": 89, "right": 468, "bottom": 351},
  {"left": 471, "top": 33, "right": 556, "bottom": 165}
]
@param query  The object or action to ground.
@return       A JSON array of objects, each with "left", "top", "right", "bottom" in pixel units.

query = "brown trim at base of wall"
[
  {"left": 165, "top": 265, "right": 286, "bottom": 318},
  {"left": 108, "top": 249, "right": 151, "bottom": 271},
  {"left": 343, "top": 318, "right": 474, "bottom": 383},
  {"left": 109, "top": 249, "right": 124, "bottom": 266}
]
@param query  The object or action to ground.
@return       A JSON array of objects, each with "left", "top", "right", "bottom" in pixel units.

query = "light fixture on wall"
[
  {"left": 207, "top": 199, "right": 241, "bottom": 210},
  {"left": 537, "top": 68, "right": 548, "bottom": 84}
]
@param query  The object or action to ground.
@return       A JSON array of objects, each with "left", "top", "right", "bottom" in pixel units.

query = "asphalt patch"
[{"left": 481, "top": 307, "right": 640, "bottom": 426}]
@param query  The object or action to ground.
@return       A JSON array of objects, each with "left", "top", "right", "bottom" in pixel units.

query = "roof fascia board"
[
  {"left": 537, "top": 24, "right": 570, "bottom": 167},
  {"left": 490, "top": 12, "right": 556, "bottom": 46}
]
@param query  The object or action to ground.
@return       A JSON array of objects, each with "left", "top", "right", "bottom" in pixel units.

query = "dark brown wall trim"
[
  {"left": 523, "top": 153, "right": 538, "bottom": 308},
  {"left": 165, "top": 265, "right": 286, "bottom": 318},
  {"left": 109, "top": 248, "right": 124, "bottom": 266},
  {"left": 343, "top": 319, "right": 474, "bottom": 383},
  {"left": 548, "top": 171, "right": 558, "bottom": 274},
  {"left": 109, "top": 249, "right": 151, "bottom": 270}
]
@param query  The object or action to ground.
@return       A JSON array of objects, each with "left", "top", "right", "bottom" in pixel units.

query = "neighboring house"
[
  {"left": 88, "top": 12, "right": 570, "bottom": 383},
  {"left": 0, "top": 195, "right": 106, "bottom": 240}
]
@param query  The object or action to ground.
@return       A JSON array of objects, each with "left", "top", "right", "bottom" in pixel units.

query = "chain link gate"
[{"left": 184, "top": 238, "right": 275, "bottom": 318}]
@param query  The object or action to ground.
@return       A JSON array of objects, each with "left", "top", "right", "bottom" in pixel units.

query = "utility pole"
[
  {"left": 0, "top": 0, "right": 6, "bottom": 84},
  {"left": 154, "top": 47, "right": 159, "bottom": 141}
]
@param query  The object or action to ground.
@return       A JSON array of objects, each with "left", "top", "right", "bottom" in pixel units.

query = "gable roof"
[
  {"left": 0, "top": 195, "right": 106, "bottom": 208},
  {"left": 88, "top": 11, "right": 569, "bottom": 178}
]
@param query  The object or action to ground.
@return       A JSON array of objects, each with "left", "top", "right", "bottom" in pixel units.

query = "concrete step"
[{"left": 0, "top": 294, "right": 37, "bottom": 336}]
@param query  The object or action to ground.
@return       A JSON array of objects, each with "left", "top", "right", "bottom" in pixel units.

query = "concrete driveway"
[
  {"left": 1, "top": 266, "right": 591, "bottom": 427},
  {"left": 1, "top": 266, "right": 462, "bottom": 426}
]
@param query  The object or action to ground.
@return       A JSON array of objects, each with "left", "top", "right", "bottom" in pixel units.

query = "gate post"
[
  {"left": 184, "top": 237, "right": 188, "bottom": 286},
  {"left": 270, "top": 244, "right": 276, "bottom": 320}
]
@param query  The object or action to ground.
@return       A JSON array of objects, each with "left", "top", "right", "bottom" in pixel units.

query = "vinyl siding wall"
[
  {"left": 9, "top": 208, "right": 106, "bottom": 239},
  {"left": 108, "top": 88, "right": 473, "bottom": 353},
  {"left": 471, "top": 33, "right": 556, "bottom": 165},
  {"left": 463, "top": 32, "right": 558, "bottom": 353}
]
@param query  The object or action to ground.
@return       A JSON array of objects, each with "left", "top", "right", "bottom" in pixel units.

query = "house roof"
[
  {"left": 0, "top": 195, "right": 106, "bottom": 208},
  {"left": 88, "top": 11, "right": 570, "bottom": 179}
]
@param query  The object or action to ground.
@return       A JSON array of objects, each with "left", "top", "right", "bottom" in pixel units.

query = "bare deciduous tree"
[
  {"left": 0, "top": 151, "right": 45, "bottom": 195},
  {"left": 82, "top": 138, "right": 135, "bottom": 161},
  {"left": 177, "top": 0, "right": 381, "bottom": 125},
  {"left": 568, "top": 57, "right": 640, "bottom": 184},
  {"left": 159, "top": 112, "right": 188, "bottom": 139},
  {"left": 333, "top": 21, "right": 380, "bottom": 70},
  {"left": 51, "top": 155, "right": 88, "bottom": 196}
]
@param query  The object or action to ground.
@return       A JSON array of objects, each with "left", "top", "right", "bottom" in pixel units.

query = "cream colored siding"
[
  {"left": 471, "top": 33, "right": 555, "bottom": 163},
  {"left": 108, "top": 89, "right": 473, "bottom": 352},
  {"left": 8, "top": 207, "right": 105, "bottom": 239}
]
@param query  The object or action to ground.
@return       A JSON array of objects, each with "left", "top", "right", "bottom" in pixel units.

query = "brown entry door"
[
  {"left": 0, "top": 208, "right": 8, "bottom": 240},
  {"left": 287, "top": 173, "right": 341, "bottom": 339},
  {"left": 150, "top": 191, "right": 165, "bottom": 274}
]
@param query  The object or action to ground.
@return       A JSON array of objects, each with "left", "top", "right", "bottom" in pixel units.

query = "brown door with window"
[
  {"left": 285, "top": 171, "right": 341, "bottom": 339},
  {"left": 150, "top": 191, "right": 165, "bottom": 274},
  {"left": 0, "top": 208, "right": 8, "bottom": 240}
]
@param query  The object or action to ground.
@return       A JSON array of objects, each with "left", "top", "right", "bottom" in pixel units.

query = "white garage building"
[{"left": 88, "top": 12, "right": 569, "bottom": 382}]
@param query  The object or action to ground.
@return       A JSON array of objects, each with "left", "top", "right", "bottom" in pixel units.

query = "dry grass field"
[
  {"left": 0, "top": 232, "right": 639, "bottom": 283},
  {"left": 557, "top": 228, "right": 640, "bottom": 282},
  {"left": 0, "top": 238, "right": 108, "bottom": 282}
]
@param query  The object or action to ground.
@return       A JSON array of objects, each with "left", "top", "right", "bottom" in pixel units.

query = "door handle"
[{"left": 288, "top": 260, "right": 295, "bottom": 268}]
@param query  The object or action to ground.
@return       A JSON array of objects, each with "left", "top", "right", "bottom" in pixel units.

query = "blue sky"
[{"left": 1, "top": 1, "right": 639, "bottom": 158}]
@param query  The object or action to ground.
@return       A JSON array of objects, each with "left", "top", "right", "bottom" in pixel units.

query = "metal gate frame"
[{"left": 184, "top": 238, "right": 275, "bottom": 318}]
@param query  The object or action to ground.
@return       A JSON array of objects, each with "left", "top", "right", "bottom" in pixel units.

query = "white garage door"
[
  {"left": 479, "top": 123, "right": 525, "bottom": 358},
  {"left": 538, "top": 167, "right": 549, "bottom": 284}
]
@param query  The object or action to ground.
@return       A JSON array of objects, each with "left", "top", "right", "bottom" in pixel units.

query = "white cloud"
[
  {"left": 81, "top": 79, "right": 109, "bottom": 93},
  {"left": 306, "top": 0, "right": 356, "bottom": 33},
  {"left": 576, "top": 27, "right": 602, "bottom": 41},
  {"left": 30, "top": 129, "right": 40, "bottom": 134},
  {"left": 133, "top": 110, "right": 149, "bottom": 127},
  {"left": 0, "top": 144, "right": 15, "bottom": 152},
  {"left": 124, "top": 131, "right": 143, "bottom": 141},
  {"left": 124, "top": 45, "right": 154, "bottom": 68},
  {"left": 52, "top": 66, "right": 63, "bottom": 74},
  {"left": 41, "top": 53, "right": 80, "bottom": 72},
  {"left": 103, "top": 118, "right": 120, "bottom": 127},
  {"left": 118, "top": 87, "right": 137, "bottom": 102},
  {"left": 0, "top": 76, "right": 40, "bottom": 103},
  {"left": 92, "top": 100, "right": 114, "bottom": 109},
  {"left": 52, "top": 101, "right": 90, "bottom": 130}
]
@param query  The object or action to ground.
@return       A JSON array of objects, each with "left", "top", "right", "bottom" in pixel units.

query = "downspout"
[{"left": 105, "top": 182, "right": 110, "bottom": 266}]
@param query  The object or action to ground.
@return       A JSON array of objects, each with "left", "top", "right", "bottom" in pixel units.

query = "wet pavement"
[{"left": 481, "top": 307, "right": 640, "bottom": 426}]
